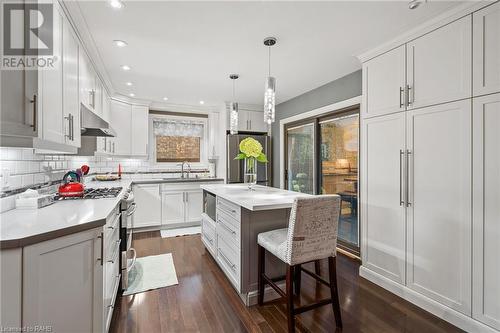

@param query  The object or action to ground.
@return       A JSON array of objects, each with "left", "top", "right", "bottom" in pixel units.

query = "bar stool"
[{"left": 257, "top": 195, "right": 342, "bottom": 333}]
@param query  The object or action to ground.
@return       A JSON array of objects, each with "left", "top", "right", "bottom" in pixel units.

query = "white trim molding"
[{"left": 279, "top": 95, "right": 362, "bottom": 189}]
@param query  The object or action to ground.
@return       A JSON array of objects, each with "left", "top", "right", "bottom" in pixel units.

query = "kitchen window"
[{"left": 150, "top": 114, "right": 208, "bottom": 165}]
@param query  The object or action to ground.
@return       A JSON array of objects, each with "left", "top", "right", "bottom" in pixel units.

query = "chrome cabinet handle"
[
  {"left": 30, "top": 94, "right": 37, "bottom": 131},
  {"left": 406, "top": 85, "right": 413, "bottom": 106},
  {"left": 218, "top": 249, "right": 236, "bottom": 270},
  {"left": 65, "top": 115, "right": 71, "bottom": 139},
  {"left": 399, "top": 87, "right": 404, "bottom": 108},
  {"left": 98, "top": 232, "right": 104, "bottom": 266},
  {"left": 218, "top": 219, "right": 236, "bottom": 235},
  {"left": 70, "top": 114, "right": 74, "bottom": 140},
  {"left": 112, "top": 142, "right": 115, "bottom": 153},
  {"left": 127, "top": 202, "right": 137, "bottom": 216},
  {"left": 406, "top": 150, "right": 412, "bottom": 207},
  {"left": 399, "top": 150, "right": 405, "bottom": 206}
]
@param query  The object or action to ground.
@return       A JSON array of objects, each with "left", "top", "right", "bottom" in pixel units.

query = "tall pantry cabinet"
[{"left": 359, "top": 2, "right": 500, "bottom": 332}]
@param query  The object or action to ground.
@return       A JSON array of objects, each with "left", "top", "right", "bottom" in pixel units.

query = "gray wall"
[{"left": 271, "top": 69, "right": 362, "bottom": 188}]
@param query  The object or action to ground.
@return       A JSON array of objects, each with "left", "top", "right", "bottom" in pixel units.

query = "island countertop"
[{"left": 200, "top": 184, "right": 311, "bottom": 211}]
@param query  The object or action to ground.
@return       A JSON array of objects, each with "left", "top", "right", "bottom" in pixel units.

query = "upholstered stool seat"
[
  {"left": 257, "top": 228, "right": 288, "bottom": 263},
  {"left": 257, "top": 195, "right": 343, "bottom": 333}
]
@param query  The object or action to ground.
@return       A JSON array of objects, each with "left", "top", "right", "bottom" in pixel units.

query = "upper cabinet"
[
  {"left": 362, "top": 45, "right": 406, "bottom": 118},
  {"left": 407, "top": 16, "right": 472, "bottom": 110},
  {"left": 226, "top": 107, "right": 268, "bottom": 133},
  {"left": 362, "top": 15, "right": 472, "bottom": 118},
  {"left": 110, "top": 100, "right": 149, "bottom": 157},
  {"left": 473, "top": 1, "right": 500, "bottom": 97}
]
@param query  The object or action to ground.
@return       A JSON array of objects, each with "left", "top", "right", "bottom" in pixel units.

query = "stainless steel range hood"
[{"left": 80, "top": 103, "right": 116, "bottom": 137}]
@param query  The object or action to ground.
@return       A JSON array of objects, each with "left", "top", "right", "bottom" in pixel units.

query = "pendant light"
[
  {"left": 263, "top": 37, "right": 277, "bottom": 125},
  {"left": 229, "top": 74, "right": 239, "bottom": 135}
]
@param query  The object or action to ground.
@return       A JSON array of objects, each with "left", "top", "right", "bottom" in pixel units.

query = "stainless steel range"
[{"left": 54, "top": 187, "right": 123, "bottom": 200}]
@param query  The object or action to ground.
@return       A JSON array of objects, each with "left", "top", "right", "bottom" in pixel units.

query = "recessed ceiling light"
[
  {"left": 129, "top": 93, "right": 135, "bottom": 97},
  {"left": 121, "top": 65, "right": 131, "bottom": 71},
  {"left": 125, "top": 82, "right": 133, "bottom": 86},
  {"left": 113, "top": 40, "right": 128, "bottom": 47},
  {"left": 109, "top": 0, "right": 123, "bottom": 9},
  {"left": 199, "top": 100, "right": 205, "bottom": 105},
  {"left": 163, "top": 97, "right": 168, "bottom": 101}
]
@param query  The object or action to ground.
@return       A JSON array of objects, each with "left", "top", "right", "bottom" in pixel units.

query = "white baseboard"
[{"left": 359, "top": 266, "right": 498, "bottom": 333}]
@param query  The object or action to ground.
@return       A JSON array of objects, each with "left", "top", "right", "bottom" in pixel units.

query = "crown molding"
[{"left": 356, "top": 1, "right": 493, "bottom": 63}]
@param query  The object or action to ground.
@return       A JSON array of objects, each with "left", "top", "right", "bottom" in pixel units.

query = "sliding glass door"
[
  {"left": 285, "top": 122, "right": 316, "bottom": 194},
  {"left": 319, "top": 114, "right": 359, "bottom": 252},
  {"left": 284, "top": 108, "right": 360, "bottom": 255}
]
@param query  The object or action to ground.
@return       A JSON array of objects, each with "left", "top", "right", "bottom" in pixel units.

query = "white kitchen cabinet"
[
  {"left": 94, "top": 78, "right": 104, "bottom": 118},
  {"left": 131, "top": 105, "right": 149, "bottom": 156},
  {"left": 360, "top": 112, "right": 406, "bottom": 285},
  {"left": 229, "top": 109, "right": 268, "bottom": 133},
  {"left": 79, "top": 49, "right": 95, "bottom": 113},
  {"left": 362, "top": 45, "right": 406, "bottom": 118},
  {"left": 161, "top": 191, "right": 186, "bottom": 225},
  {"left": 0, "top": 249, "right": 22, "bottom": 329},
  {"left": 40, "top": 4, "right": 64, "bottom": 144},
  {"left": 110, "top": 100, "right": 132, "bottom": 155},
  {"left": 133, "top": 184, "right": 162, "bottom": 228},
  {"left": 185, "top": 189, "right": 204, "bottom": 223},
  {"left": 62, "top": 14, "right": 81, "bottom": 148},
  {"left": 406, "top": 100, "right": 472, "bottom": 315},
  {"left": 23, "top": 228, "right": 103, "bottom": 333},
  {"left": 472, "top": 93, "right": 500, "bottom": 330},
  {"left": 407, "top": 16, "right": 472, "bottom": 110},
  {"left": 102, "top": 89, "right": 111, "bottom": 123},
  {"left": 473, "top": 2, "right": 500, "bottom": 97}
]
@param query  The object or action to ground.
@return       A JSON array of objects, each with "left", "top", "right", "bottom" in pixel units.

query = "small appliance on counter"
[{"left": 58, "top": 170, "right": 85, "bottom": 198}]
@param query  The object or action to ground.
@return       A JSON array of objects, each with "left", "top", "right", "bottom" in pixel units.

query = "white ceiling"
[{"left": 75, "top": 1, "right": 464, "bottom": 107}]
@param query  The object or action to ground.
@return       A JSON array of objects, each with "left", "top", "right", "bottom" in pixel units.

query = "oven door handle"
[
  {"left": 127, "top": 202, "right": 137, "bottom": 216},
  {"left": 127, "top": 248, "right": 137, "bottom": 272}
]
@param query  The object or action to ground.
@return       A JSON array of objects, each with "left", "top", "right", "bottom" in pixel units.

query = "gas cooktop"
[{"left": 55, "top": 187, "right": 123, "bottom": 200}]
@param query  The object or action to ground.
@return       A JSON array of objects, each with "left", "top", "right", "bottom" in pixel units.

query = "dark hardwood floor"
[{"left": 110, "top": 231, "right": 463, "bottom": 333}]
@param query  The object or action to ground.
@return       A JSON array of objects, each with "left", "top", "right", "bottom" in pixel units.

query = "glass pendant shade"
[
  {"left": 229, "top": 102, "right": 239, "bottom": 134},
  {"left": 264, "top": 76, "right": 276, "bottom": 125}
]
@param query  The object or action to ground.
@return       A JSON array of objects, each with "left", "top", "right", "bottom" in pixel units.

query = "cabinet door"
[
  {"left": 360, "top": 112, "right": 406, "bottom": 284},
  {"left": 362, "top": 45, "right": 406, "bottom": 118},
  {"left": 94, "top": 78, "right": 103, "bottom": 117},
  {"left": 473, "top": 2, "right": 500, "bottom": 97},
  {"left": 472, "top": 93, "right": 500, "bottom": 330},
  {"left": 162, "top": 191, "right": 185, "bottom": 225},
  {"left": 133, "top": 184, "right": 162, "bottom": 228},
  {"left": 185, "top": 189, "right": 203, "bottom": 223},
  {"left": 247, "top": 110, "right": 268, "bottom": 133},
  {"left": 40, "top": 5, "right": 64, "bottom": 144},
  {"left": 102, "top": 90, "right": 111, "bottom": 122},
  {"left": 406, "top": 100, "right": 472, "bottom": 315},
  {"left": 0, "top": 249, "right": 22, "bottom": 329},
  {"left": 110, "top": 100, "right": 131, "bottom": 155},
  {"left": 237, "top": 110, "right": 249, "bottom": 131},
  {"left": 131, "top": 105, "right": 148, "bottom": 156},
  {"left": 23, "top": 228, "right": 103, "bottom": 333},
  {"left": 78, "top": 50, "right": 93, "bottom": 111},
  {"left": 407, "top": 16, "right": 472, "bottom": 110},
  {"left": 62, "top": 17, "right": 80, "bottom": 147}
]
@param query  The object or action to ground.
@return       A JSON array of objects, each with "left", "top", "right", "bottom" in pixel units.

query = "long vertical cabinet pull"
[
  {"left": 406, "top": 150, "right": 412, "bottom": 207},
  {"left": 399, "top": 87, "right": 405, "bottom": 108},
  {"left": 30, "top": 94, "right": 37, "bottom": 131},
  {"left": 399, "top": 150, "right": 405, "bottom": 206}
]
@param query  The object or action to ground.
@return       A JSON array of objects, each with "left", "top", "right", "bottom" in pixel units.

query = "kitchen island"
[{"left": 200, "top": 184, "right": 310, "bottom": 305}]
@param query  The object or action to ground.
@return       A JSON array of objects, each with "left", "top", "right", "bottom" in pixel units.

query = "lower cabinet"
[
  {"left": 22, "top": 228, "right": 104, "bottom": 333},
  {"left": 133, "top": 184, "right": 162, "bottom": 228},
  {"left": 161, "top": 191, "right": 185, "bottom": 225},
  {"left": 0, "top": 248, "right": 22, "bottom": 329}
]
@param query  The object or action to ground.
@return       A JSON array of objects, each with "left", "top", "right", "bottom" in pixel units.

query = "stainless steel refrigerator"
[{"left": 226, "top": 134, "right": 271, "bottom": 186}]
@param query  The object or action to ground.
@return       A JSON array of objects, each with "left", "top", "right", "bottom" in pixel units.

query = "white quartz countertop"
[
  {"left": 0, "top": 177, "right": 223, "bottom": 249},
  {"left": 200, "top": 184, "right": 311, "bottom": 211}
]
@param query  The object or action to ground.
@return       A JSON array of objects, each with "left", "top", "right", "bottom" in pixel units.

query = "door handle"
[
  {"left": 399, "top": 150, "right": 405, "bottom": 206},
  {"left": 98, "top": 232, "right": 104, "bottom": 266},
  {"left": 406, "top": 85, "right": 413, "bottom": 107},
  {"left": 399, "top": 87, "right": 404, "bottom": 108},
  {"left": 406, "top": 149, "right": 412, "bottom": 207},
  {"left": 30, "top": 94, "right": 37, "bottom": 131},
  {"left": 65, "top": 115, "right": 71, "bottom": 139}
]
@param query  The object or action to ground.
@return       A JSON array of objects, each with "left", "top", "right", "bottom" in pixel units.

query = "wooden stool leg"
[
  {"left": 328, "top": 257, "right": 343, "bottom": 328},
  {"left": 286, "top": 265, "right": 296, "bottom": 333},
  {"left": 294, "top": 264, "right": 301, "bottom": 296},
  {"left": 314, "top": 259, "right": 321, "bottom": 276},
  {"left": 258, "top": 245, "right": 265, "bottom": 306}
]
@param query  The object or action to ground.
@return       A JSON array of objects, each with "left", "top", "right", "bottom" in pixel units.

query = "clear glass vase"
[{"left": 244, "top": 157, "right": 257, "bottom": 190}]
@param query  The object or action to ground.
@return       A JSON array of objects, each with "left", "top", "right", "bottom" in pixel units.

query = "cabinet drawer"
[
  {"left": 216, "top": 235, "right": 240, "bottom": 291},
  {"left": 201, "top": 215, "right": 216, "bottom": 256},
  {"left": 216, "top": 209, "right": 240, "bottom": 248},
  {"left": 217, "top": 197, "right": 240, "bottom": 221},
  {"left": 105, "top": 271, "right": 120, "bottom": 332},
  {"left": 105, "top": 206, "right": 121, "bottom": 240},
  {"left": 106, "top": 227, "right": 121, "bottom": 262}
]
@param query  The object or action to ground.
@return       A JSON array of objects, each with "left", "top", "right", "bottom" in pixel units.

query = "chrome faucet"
[{"left": 180, "top": 161, "right": 191, "bottom": 179}]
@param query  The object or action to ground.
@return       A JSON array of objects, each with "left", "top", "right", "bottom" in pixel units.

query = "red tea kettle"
[{"left": 58, "top": 171, "right": 85, "bottom": 198}]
